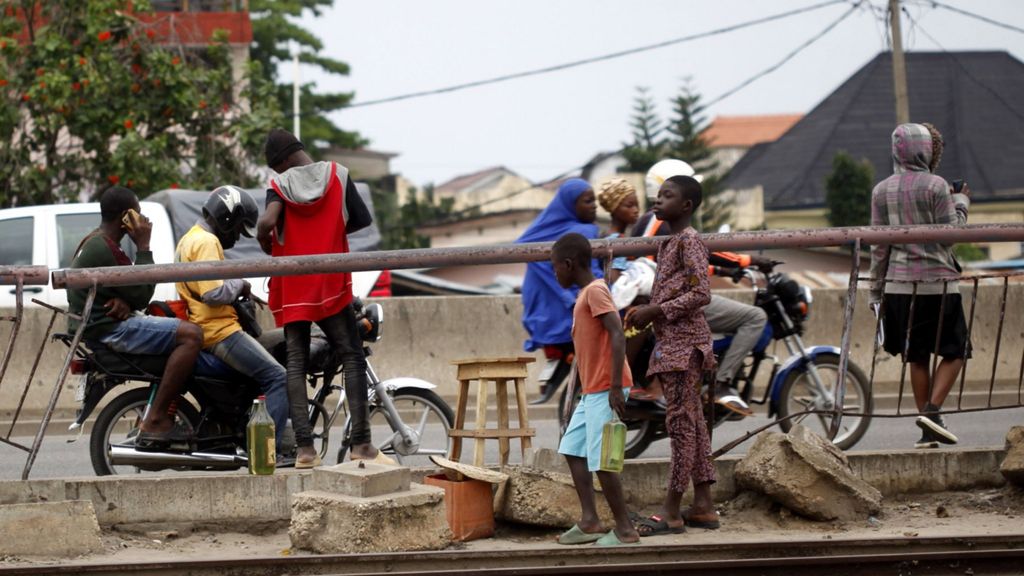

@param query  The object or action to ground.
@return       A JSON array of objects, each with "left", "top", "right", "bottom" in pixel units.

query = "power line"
[
  {"left": 925, "top": 0, "right": 1024, "bottom": 36},
  {"left": 705, "top": 1, "right": 862, "bottom": 108},
  {"left": 437, "top": 4, "right": 860, "bottom": 220},
  {"left": 902, "top": 8, "right": 1024, "bottom": 124},
  {"left": 341, "top": 0, "right": 848, "bottom": 110}
]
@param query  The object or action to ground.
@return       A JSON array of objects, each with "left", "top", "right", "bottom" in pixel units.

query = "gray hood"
[{"left": 269, "top": 161, "right": 349, "bottom": 204}]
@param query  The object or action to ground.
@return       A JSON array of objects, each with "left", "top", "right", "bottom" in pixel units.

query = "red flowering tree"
[{"left": 0, "top": 1, "right": 283, "bottom": 206}]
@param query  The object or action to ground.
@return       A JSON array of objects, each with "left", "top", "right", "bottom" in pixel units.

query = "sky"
[{"left": 297, "top": 0, "right": 1024, "bottom": 188}]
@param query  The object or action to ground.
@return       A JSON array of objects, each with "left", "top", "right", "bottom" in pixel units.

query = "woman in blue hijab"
[{"left": 516, "top": 178, "right": 602, "bottom": 352}]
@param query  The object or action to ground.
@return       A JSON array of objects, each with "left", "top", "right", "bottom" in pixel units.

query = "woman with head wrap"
[
  {"left": 869, "top": 122, "right": 971, "bottom": 449},
  {"left": 597, "top": 178, "right": 641, "bottom": 285},
  {"left": 516, "top": 178, "right": 602, "bottom": 352}
]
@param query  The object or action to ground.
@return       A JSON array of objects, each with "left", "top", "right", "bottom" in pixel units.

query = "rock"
[
  {"left": 523, "top": 447, "right": 571, "bottom": 475},
  {"left": 998, "top": 426, "right": 1024, "bottom": 486},
  {"left": 734, "top": 425, "right": 882, "bottom": 521},
  {"left": 289, "top": 484, "right": 450, "bottom": 554},
  {"left": 0, "top": 500, "right": 103, "bottom": 557},
  {"left": 496, "top": 466, "right": 613, "bottom": 528}
]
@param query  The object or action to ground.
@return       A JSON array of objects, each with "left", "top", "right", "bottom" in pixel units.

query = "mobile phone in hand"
[
  {"left": 952, "top": 179, "right": 966, "bottom": 194},
  {"left": 121, "top": 208, "right": 139, "bottom": 232}
]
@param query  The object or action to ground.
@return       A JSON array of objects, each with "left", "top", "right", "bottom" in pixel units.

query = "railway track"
[{"left": 2, "top": 534, "right": 1023, "bottom": 576}]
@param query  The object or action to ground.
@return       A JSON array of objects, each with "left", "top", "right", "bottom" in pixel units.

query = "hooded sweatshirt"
[
  {"left": 869, "top": 123, "right": 969, "bottom": 301},
  {"left": 267, "top": 161, "right": 354, "bottom": 325}
]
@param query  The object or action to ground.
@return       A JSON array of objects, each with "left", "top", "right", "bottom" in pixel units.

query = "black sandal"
[
  {"left": 636, "top": 514, "right": 685, "bottom": 537},
  {"left": 681, "top": 507, "right": 721, "bottom": 529},
  {"left": 135, "top": 423, "right": 193, "bottom": 452}
]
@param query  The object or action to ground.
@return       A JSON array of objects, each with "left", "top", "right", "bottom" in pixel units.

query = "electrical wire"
[
  {"left": 902, "top": 9, "right": 1024, "bottom": 124},
  {"left": 705, "top": 1, "right": 862, "bottom": 108},
  {"left": 337, "top": 0, "right": 849, "bottom": 110},
  {"left": 925, "top": 0, "right": 1024, "bottom": 36}
]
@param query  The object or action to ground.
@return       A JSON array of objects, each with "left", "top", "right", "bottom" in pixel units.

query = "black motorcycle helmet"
[{"left": 203, "top": 185, "right": 258, "bottom": 249}]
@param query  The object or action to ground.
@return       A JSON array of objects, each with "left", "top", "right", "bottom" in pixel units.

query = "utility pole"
[
  {"left": 889, "top": 0, "right": 910, "bottom": 124},
  {"left": 291, "top": 41, "right": 301, "bottom": 140}
]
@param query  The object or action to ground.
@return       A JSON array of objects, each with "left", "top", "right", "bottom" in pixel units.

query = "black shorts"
[{"left": 882, "top": 293, "right": 971, "bottom": 363}]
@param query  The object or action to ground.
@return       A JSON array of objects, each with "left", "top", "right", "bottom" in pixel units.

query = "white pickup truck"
[{"left": 0, "top": 186, "right": 385, "bottom": 309}]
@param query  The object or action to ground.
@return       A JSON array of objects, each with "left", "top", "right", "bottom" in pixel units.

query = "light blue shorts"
[
  {"left": 558, "top": 387, "right": 630, "bottom": 472},
  {"left": 100, "top": 315, "right": 180, "bottom": 355}
]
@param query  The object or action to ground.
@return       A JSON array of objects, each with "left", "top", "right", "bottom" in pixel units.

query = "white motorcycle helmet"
[{"left": 644, "top": 159, "right": 704, "bottom": 200}]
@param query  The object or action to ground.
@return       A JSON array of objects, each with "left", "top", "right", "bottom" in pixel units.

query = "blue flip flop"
[
  {"left": 595, "top": 530, "right": 640, "bottom": 547},
  {"left": 557, "top": 524, "right": 604, "bottom": 545}
]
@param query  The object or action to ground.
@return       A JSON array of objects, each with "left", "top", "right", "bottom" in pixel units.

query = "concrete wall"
[{"left": 1, "top": 285, "right": 1022, "bottom": 419}]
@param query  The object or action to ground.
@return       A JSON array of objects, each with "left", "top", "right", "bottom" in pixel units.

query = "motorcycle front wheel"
[
  {"left": 89, "top": 387, "right": 200, "bottom": 476},
  {"left": 777, "top": 352, "right": 873, "bottom": 450}
]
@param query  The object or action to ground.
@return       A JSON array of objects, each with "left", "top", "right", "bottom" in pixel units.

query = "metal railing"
[{"left": 3, "top": 223, "right": 1024, "bottom": 478}]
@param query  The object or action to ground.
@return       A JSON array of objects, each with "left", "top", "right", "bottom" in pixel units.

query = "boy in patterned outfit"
[{"left": 627, "top": 175, "right": 719, "bottom": 536}]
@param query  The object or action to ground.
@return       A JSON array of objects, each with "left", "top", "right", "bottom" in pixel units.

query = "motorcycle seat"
[{"left": 90, "top": 346, "right": 167, "bottom": 379}]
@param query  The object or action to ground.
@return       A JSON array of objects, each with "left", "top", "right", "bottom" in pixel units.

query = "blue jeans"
[
  {"left": 100, "top": 315, "right": 180, "bottom": 355},
  {"left": 209, "top": 330, "right": 289, "bottom": 446}
]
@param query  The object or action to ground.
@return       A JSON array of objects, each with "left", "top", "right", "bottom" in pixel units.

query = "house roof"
[
  {"left": 724, "top": 51, "right": 1024, "bottom": 211},
  {"left": 435, "top": 166, "right": 520, "bottom": 195},
  {"left": 703, "top": 114, "right": 803, "bottom": 148}
]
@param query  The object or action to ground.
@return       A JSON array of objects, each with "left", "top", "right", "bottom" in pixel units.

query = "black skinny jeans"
[{"left": 284, "top": 305, "right": 371, "bottom": 447}]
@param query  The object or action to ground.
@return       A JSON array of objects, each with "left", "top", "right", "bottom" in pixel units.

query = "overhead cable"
[{"left": 344, "top": 0, "right": 848, "bottom": 109}]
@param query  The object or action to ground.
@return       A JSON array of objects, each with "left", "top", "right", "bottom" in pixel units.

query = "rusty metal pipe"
[
  {"left": 52, "top": 224, "right": 1024, "bottom": 290},
  {"left": 0, "top": 266, "right": 49, "bottom": 286}
]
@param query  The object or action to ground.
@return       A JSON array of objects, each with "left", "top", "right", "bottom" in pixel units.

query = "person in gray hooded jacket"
[{"left": 257, "top": 128, "right": 392, "bottom": 468}]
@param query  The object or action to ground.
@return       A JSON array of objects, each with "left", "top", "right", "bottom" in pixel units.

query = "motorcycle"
[
  {"left": 62, "top": 299, "right": 454, "bottom": 475},
  {"left": 556, "top": 265, "right": 873, "bottom": 458}
]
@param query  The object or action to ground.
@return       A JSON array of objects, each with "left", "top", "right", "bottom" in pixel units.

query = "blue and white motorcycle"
[{"left": 559, "top": 264, "right": 873, "bottom": 458}]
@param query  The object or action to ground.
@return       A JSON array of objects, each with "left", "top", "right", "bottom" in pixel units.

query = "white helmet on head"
[{"left": 645, "top": 159, "right": 704, "bottom": 200}]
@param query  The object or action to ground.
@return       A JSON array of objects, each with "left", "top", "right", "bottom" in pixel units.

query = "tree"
[
  {"left": 664, "top": 82, "right": 729, "bottom": 231},
  {"left": 369, "top": 180, "right": 456, "bottom": 249},
  {"left": 0, "top": 1, "right": 283, "bottom": 206},
  {"left": 620, "top": 86, "right": 664, "bottom": 173},
  {"left": 824, "top": 151, "right": 874, "bottom": 227},
  {"left": 248, "top": 0, "right": 365, "bottom": 152}
]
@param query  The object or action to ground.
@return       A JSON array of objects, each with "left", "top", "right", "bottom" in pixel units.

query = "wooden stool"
[{"left": 448, "top": 357, "right": 536, "bottom": 467}]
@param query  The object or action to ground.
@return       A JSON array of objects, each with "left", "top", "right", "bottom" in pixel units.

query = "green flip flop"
[
  {"left": 595, "top": 530, "right": 640, "bottom": 547},
  {"left": 557, "top": 524, "right": 604, "bottom": 545}
]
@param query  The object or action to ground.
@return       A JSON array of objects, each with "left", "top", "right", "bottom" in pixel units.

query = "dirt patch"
[{"left": 3, "top": 486, "right": 1022, "bottom": 566}]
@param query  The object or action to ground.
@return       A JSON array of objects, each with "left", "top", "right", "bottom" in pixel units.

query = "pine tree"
[
  {"left": 664, "top": 82, "right": 729, "bottom": 231},
  {"left": 620, "top": 86, "right": 664, "bottom": 173},
  {"left": 824, "top": 151, "right": 874, "bottom": 227}
]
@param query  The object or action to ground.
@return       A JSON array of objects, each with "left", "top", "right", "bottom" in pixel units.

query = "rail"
[{"left": 3, "top": 223, "right": 1024, "bottom": 478}]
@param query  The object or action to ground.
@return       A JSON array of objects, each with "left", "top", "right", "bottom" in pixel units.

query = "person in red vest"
[{"left": 257, "top": 129, "right": 392, "bottom": 468}]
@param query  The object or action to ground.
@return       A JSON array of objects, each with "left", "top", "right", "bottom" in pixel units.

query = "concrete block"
[
  {"left": 735, "top": 425, "right": 882, "bottom": 521},
  {"left": 289, "top": 483, "right": 449, "bottom": 553},
  {"left": 848, "top": 448, "right": 1007, "bottom": 495},
  {"left": 0, "top": 479, "right": 66, "bottom": 505},
  {"left": 496, "top": 466, "right": 613, "bottom": 529},
  {"left": 0, "top": 500, "right": 102, "bottom": 557},
  {"left": 66, "top": 473, "right": 298, "bottom": 526},
  {"left": 1000, "top": 426, "right": 1024, "bottom": 486},
  {"left": 312, "top": 462, "right": 410, "bottom": 498},
  {"left": 523, "top": 447, "right": 571, "bottom": 475}
]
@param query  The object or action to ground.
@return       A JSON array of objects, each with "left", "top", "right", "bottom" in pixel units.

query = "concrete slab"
[
  {"left": 65, "top": 472, "right": 308, "bottom": 527},
  {"left": 289, "top": 483, "right": 449, "bottom": 553},
  {"left": 311, "top": 461, "right": 409, "bottom": 498},
  {"left": 0, "top": 500, "right": 102, "bottom": 557}
]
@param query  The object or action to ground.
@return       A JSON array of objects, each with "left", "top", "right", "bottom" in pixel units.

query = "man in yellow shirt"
[{"left": 175, "top": 186, "right": 289, "bottom": 452}]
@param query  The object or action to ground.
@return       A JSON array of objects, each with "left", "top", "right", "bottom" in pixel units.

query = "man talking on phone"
[{"left": 67, "top": 186, "right": 204, "bottom": 451}]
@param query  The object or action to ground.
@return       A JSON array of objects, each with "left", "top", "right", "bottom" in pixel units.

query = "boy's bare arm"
[
  {"left": 257, "top": 202, "right": 282, "bottom": 255},
  {"left": 599, "top": 311, "right": 627, "bottom": 417}
]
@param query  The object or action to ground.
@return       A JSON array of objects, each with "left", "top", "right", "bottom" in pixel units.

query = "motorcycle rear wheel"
[
  {"left": 777, "top": 352, "right": 873, "bottom": 450},
  {"left": 89, "top": 387, "right": 200, "bottom": 476},
  {"left": 558, "top": 386, "right": 659, "bottom": 460},
  {"left": 337, "top": 387, "right": 454, "bottom": 466}
]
